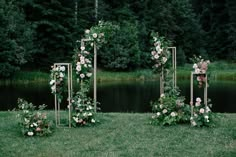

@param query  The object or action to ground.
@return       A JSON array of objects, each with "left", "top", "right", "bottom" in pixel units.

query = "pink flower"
[
  {"left": 199, "top": 108, "right": 205, "bottom": 114},
  {"left": 36, "top": 127, "right": 42, "bottom": 132}
]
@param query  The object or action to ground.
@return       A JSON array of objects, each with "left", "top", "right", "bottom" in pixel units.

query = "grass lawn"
[{"left": 0, "top": 112, "right": 236, "bottom": 157}]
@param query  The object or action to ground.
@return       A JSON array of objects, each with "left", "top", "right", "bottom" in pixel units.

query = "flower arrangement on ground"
[
  {"left": 191, "top": 55, "right": 210, "bottom": 88},
  {"left": 151, "top": 92, "right": 190, "bottom": 126},
  {"left": 190, "top": 97, "right": 215, "bottom": 127},
  {"left": 16, "top": 98, "right": 53, "bottom": 136},
  {"left": 150, "top": 32, "right": 171, "bottom": 73},
  {"left": 49, "top": 65, "right": 66, "bottom": 103},
  {"left": 71, "top": 87, "right": 98, "bottom": 127}
]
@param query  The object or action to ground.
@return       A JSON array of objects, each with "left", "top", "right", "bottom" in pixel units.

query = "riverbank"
[
  {"left": 0, "top": 61, "right": 235, "bottom": 84},
  {"left": 0, "top": 111, "right": 235, "bottom": 157}
]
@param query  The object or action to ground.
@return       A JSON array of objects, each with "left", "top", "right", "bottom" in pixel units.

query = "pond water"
[{"left": 0, "top": 80, "right": 235, "bottom": 113}]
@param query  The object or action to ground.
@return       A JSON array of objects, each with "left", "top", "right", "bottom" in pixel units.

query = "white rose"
[
  {"left": 59, "top": 72, "right": 64, "bottom": 78},
  {"left": 199, "top": 108, "right": 205, "bottom": 114},
  {"left": 86, "top": 73, "right": 92, "bottom": 77},
  {"left": 27, "top": 132, "right": 34, "bottom": 136},
  {"left": 154, "top": 54, "right": 159, "bottom": 59},
  {"left": 159, "top": 104, "right": 163, "bottom": 109},
  {"left": 50, "top": 80, "right": 55, "bottom": 85},
  {"left": 92, "top": 33, "right": 98, "bottom": 38},
  {"left": 91, "top": 119, "right": 96, "bottom": 123},
  {"left": 60, "top": 66, "right": 65, "bottom": 71},
  {"left": 80, "top": 74, "right": 85, "bottom": 78},
  {"left": 204, "top": 115, "right": 209, "bottom": 119},
  {"left": 193, "top": 63, "right": 198, "bottom": 69},
  {"left": 162, "top": 57, "right": 167, "bottom": 63},
  {"left": 170, "top": 112, "right": 176, "bottom": 117},
  {"left": 196, "top": 97, "right": 201, "bottom": 103},
  {"left": 76, "top": 65, "right": 81, "bottom": 72},
  {"left": 85, "top": 29, "right": 90, "bottom": 34},
  {"left": 80, "top": 46, "right": 85, "bottom": 50},
  {"left": 162, "top": 109, "right": 167, "bottom": 114},
  {"left": 156, "top": 112, "right": 161, "bottom": 117},
  {"left": 195, "top": 68, "right": 200, "bottom": 74}
]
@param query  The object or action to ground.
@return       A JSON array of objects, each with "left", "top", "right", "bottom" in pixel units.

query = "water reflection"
[{"left": 0, "top": 80, "right": 235, "bottom": 113}]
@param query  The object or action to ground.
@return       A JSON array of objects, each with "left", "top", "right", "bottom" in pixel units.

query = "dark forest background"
[{"left": 0, "top": 0, "right": 235, "bottom": 77}]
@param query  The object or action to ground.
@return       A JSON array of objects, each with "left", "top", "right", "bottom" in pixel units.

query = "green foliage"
[
  {"left": 71, "top": 87, "right": 98, "bottom": 127},
  {"left": 0, "top": 0, "right": 34, "bottom": 77},
  {"left": 23, "top": 0, "right": 74, "bottom": 68},
  {"left": 16, "top": 98, "right": 53, "bottom": 136},
  {"left": 99, "top": 21, "right": 141, "bottom": 71}
]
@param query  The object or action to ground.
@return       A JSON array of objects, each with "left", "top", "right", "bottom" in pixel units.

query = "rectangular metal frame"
[
  {"left": 54, "top": 63, "right": 73, "bottom": 128},
  {"left": 190, "top": 72, "right": 208, "bottom": 117}
]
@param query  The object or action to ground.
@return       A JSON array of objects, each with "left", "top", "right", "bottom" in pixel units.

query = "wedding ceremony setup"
[{"left": 1, "top": 0, "right": 235, "bottom": 156}]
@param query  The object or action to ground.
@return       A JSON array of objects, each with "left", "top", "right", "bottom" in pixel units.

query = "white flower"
[
  {"left": 80, "top": 46, "right": 85, "bottom": 50},
  {"left": 206, "top": 106, "right": 211, "bottom": 113},
  {"left": 27, "top": 132, "right": 34, "bottom": 136},
  {"left": 156, "top": 112, "right": 161, "bottom": 117},
  {"left": 204, "top": 115, "right": 209, "bottom": 119},
  {"left": 60, "top": 66, "right": 65, "bottom": 71},
  {"left": 155, "top": 45, "right": 160, "bottom": 51},
  {"left": 195, "top": 68, "right": 200, "bottom": 74},
  {"left": 206, "top": 120, "right": 209, "bottom": 123},
  {"left": 162, "top": 57, "right": 167, "bottom": 63},
  {"left": 196, "top": 97, "right": 201, "bottom": 103},
  {"left": 162, "top": 109, "right": 167, "bottom": 114},
  {"left": 88, "top": 113, "right": 92, "bottom": 116},
  {"left": 86, "top": 73, "right": 92, "bottom": 77},
  {"left": 191, "top": 120, "right": 197, "bottom": 126},
  {"left": 170, "top": 112, "right": 176, "bottom": 117},
  {"left": 154, "top": 54, "right": 159, "bottom": 59},
  {"left": 50, "top": 80, "right": 55, "bottom": 85},
  {"left": 85, "top": 29, "right": 90, "bottom": 34},
  {"left": 153, "top": 37, "right": 157, "bottom": 41},
  {"left": 92, "top": 33, "right": 98, "bottom": 38},
  {"left": 51, "top": 85, "right": 56, "bottom": 92},
  {"left": 151, "top": 51, "right": 156, "bottom": 56},
  {"left": 73, "top": 117, "right": 79, "bottom": 123},
  {"left": 190, "top": 117, "right": 193, "bottom": 120},
  {"left": 30, "top": 124, "right": 34, "bottom": 127},
  {"left": 193, "top": 63, "right": 198, "bottom": 69},
  {"left": 81, "top": 60, "right": 85, "bottom": 64},
  {"left": 91, "top": 119, "right": 96, "bottom": 123},
  {"left": 159, "top": 104, "right": 163, "bottom": 109},
  {"left": 90, "top": 43, "right": 94, "bottom": 47},
  {"left": 80, "top": 74, "right": 85, "bottom": 78},
  {"left": 76, "top": 65, "right": 81, "bottom": 72},
  {"left": 160, "top": 94, "right": 165, "bottom": 98},
  {"left": 158, "top": 49, "right": 163, "bottom": 54},
  {"left": 199, "top": 108, "right": 205, "bottom": 114},
  {"left": 59, "top": 72, "right": 64, "bottom": 78}
]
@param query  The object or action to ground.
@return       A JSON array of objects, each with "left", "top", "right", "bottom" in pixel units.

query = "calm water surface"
[{"left": 0, "top": 80, "right": 235, "bottom": 113}]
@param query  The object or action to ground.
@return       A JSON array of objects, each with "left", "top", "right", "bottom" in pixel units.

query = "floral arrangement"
[
  {"left": 75, "top": 46, "right": 93, "bottom": 83},
  {"left": 16, "top": 98, "right": 53, "bottom": 136},
  {"left": 71, "top": 88, "right": 98, "bottom": 127},
  {"left": 151, "top": 94, "right": 190, "bottom": 125},
  {"left": 191, "top": 55, "right": 210, "bottom": 88},
  {"left": 151, "top": 32, "right": 171, "bottom": 72},
  {"left": 190, "top": 97, "right": 214, "bottom": 127},
  {"left": 49, "top": 65, "right": 66, "bottom": 103}
]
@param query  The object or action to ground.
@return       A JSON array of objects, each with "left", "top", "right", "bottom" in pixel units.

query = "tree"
[
  {"left": 22, "top": 0, "right": 75, "bottom": 69},
  {"left": 0, "top": 0, "right": 34, "bottom": 77}
]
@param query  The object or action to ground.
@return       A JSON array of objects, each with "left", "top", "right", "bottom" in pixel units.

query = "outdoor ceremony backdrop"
[{"left": 0, "top": 0, "right": 235, "bottom": 77}]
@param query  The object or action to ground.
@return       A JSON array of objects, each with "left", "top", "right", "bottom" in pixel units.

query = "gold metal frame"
[{"left": 54, "top": 63, "right": 73, "bottom": 128}]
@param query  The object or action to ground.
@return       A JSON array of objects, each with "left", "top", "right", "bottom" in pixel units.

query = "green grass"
[{"left": 0, "top": 112, "right": 236, "bottom": 157}]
